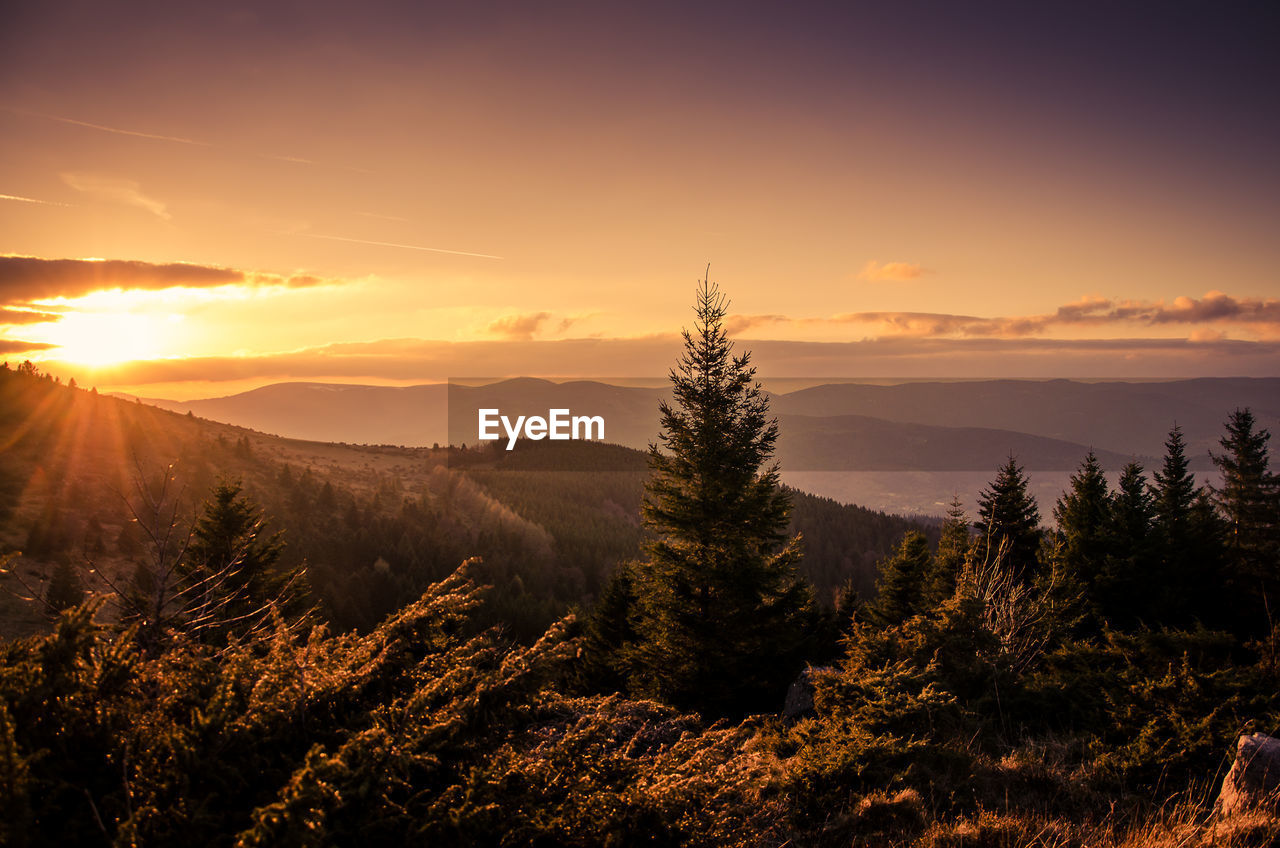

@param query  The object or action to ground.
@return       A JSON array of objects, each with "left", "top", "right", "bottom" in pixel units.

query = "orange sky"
[{"left": 2, "top": 2, "right": 1277, "bottom": 398}]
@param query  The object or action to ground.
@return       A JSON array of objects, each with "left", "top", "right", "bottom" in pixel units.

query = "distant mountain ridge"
[
  {"left": 140, "top": 377, "right": 1280, "bottom": 470},
  {"left": 771, "top": 378, "right": 1280, "bottom": 460}
]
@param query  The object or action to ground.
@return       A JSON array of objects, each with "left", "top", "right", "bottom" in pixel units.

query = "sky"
[{"left": 1, "top": 0, "right": 1277, "bottom": 398}]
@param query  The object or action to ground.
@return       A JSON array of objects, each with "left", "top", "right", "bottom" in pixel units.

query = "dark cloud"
[
  {"left": 0, "top": 256, "right": 340, "bottom": 304},
  {"left": 0, "top": 307, "right": 61, "bottom": 324},
  {"left": 0, "top": 257, "right": 240, "bottom": 301},
  {"left": 731, "top": 292, "right": 1280, "bottom": 341},
  {"left": 0, "top": 340, "right": 56, "bottom": 354},
  {"left": 1147, "top": 293, "right": 1280, "bottom": 325}
]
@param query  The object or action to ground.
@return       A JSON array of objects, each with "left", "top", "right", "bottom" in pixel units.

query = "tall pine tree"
[
  {"left": 974, "top": 456, "right": 1042, "bottom": 580},
  {"left": 625, "top": 272, "right": 814, "bottom": 718},
  {"left": 1097, "top": 461, "right": 1155, "bottom": 627},
  {"left": 867, "top": 531, "right": 934, "bottom": 627},
  {"left": 1211, "top": 408, "right": 1279, "bottom": 634},
  {"left": 1150, "top": 425, "right": 1223, "bottom": 627},
  {"left": 929, "top": 495, "right": 971, "bottom": 604},
  {"left": 1053, "top": 450, "right": 1112, "bottom": 596}
]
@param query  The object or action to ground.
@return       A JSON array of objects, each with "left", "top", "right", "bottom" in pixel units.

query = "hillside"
[
  {"left": 774, "top": 413, "right": 1140, "bottom": 470},
  {"left": 1, "top": 366, "right": 927, "bottom": 640}
]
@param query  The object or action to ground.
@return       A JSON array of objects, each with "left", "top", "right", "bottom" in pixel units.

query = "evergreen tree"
[
  {"left": 580, "top": 560, "right": 640, "bottom": 692},
  {"left": 1150, "top": 425, "right": 1223, "bottom": 627},
  {"left": 929, "top": 495, "right": 971, "bottom": 603},
  {"left": 833, "top": 578, "right": 864, "bottom": 633},
  {"left": 1212, "top": 409, "right": 1278, "bottom": 567},
  {"left": 1053, "top": 451, "right": 1111, "bottom": 593},
  {"left": 974, "top": 456, "right": 1042, "bottom": 580},
  {"left": 1096, "top": 461, "right": 1155, "bottom": 627},
  {"left": 624, "top": 272, "right": 815, "bottom": 717},
  {"left": 44, "top": 561, "right": 84, "bottom": 613},
  {"left": 1152, "top": 426, "right": 1197, "bottom": 544},
  {"left": 1210, "top": 408, "right": 1279, "bottom": 633},
  {"left": 185, "top": 481, "right": 309, "bottom": 640},
  {"left": 867, "top": 531, "right": 933, "bottom": 627}
]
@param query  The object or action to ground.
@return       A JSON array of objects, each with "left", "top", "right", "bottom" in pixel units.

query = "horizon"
[{"left": 82, "top": 373, "right": 1275, "bottom": 404}]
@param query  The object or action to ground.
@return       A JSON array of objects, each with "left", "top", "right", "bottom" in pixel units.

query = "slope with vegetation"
[
  {"left": 0, "top": 360, "right": 925, "bottom": 643},
  {"left": 3, "top": 272, "right": 1280, "bottom": 845}
]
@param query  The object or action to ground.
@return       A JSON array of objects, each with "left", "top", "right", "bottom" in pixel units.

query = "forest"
[{"left": 1, "top": 281, "right": 1279, "bottom": 846}]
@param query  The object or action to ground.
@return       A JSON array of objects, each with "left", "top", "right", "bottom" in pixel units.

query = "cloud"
[
  {"left": 0, "top": 307, "right": 61, "bottom": 325},
  {"left": 858, "top": 260, "right": 930, "bottom": 282},
  {"left": 1150, "top": 292, "right": 1280, "bottom": 325},
  {"left": 0, "top": 340, "right": 56, "bottom": 355},
  {"left": 732, "top": 291, "right": 1280, "bottom": 341},
  {"left": 61, "top": 173, "right": 170, "bottom": 220},
  {"left": 0, "top": 256, "right": 340, "bottom": 303},
  {"left": 1052, "top": 295, "right": 1113, "bottom": 321},
  {"left": 487, "top": 312, "right": 552, "bottom": 340},
  {"left": 726, "top": 314, "right": 789, "bottom": 334}
]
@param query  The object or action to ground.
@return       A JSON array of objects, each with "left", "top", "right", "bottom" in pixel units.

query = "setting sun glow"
[{"left": 37, "top": 311, "right": 172, "bottom": 366}]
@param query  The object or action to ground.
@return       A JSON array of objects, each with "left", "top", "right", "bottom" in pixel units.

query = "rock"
[
  {"left": 783, "top": 665, "right": 831, "bottom": 720},
  {"left": 1217, "top": 733, "right": 1280, "bottom": 815}
]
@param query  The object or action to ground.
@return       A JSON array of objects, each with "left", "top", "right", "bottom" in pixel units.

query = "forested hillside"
[{"left": 0, "top": 364, "right": 926, "bottom": 642}]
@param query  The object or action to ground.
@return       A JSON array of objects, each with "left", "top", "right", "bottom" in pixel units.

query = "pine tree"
[
  {"left": 1150, "top": 425, "right": 1223, "bottom": 627},
  {"left": 1053, "top": 451, "right": 1112, "bottom": 593},
  {"left": 1210, "top": 408, "right": 1279, "bottom": 634},
  {"left": 624, "top": 272, "right": 814, "bottom": 717},
  {"left": 974, "top": 456, "right": 1042, "bottom": 580},
  {"left": 581, "top": 560, "right": 640, "bottom": 692},
  {"left": 1096, "top": 461, "right": 1154, "bottom": 627},
  {"left": 867, "top": 531, "right": 933, "bottom": 626},
  {"left": 185, "top": 481, "right": 309, "bottom": 640},
  {"left": 1152, "top": 426, "right": 1197, "bottom": 544},
  {"left": 44, "top": 560, "right": 84, "bottom": 613},
  {"left": 928, "top": 495, "right": 971, "bottom": 603},
  {"left": 1212, "top": 409, "right": 1278, "bottom": 566}
]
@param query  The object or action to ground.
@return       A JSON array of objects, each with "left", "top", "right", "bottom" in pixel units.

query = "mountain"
[
  {"left": 142, "top": 382, "right": 451, "bottom": 446},
  {"left": 139, "top": 376, "right": 1280, "bottom": 470},
  {"left": 769, "top": 378, "right": 1280, "bottom": 461},
  {"left": 145, "top": 379, "right": 670, "bottom": 450}
]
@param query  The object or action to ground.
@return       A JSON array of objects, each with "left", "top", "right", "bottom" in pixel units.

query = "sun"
[{"left": 42, "top": 311, "right": 170, "bottom": 366}]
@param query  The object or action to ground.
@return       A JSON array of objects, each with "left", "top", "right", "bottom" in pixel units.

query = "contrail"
[
  {"left": 25, "top": 110, "right": 211, "bottom": 146},
  {"left": 10, "top": 108, "right": 370, "bottom": 172},
  {"left": 0, "top": 192, "right": 74, "bottom": 207},
  {"left": 301, "top": 232, "right": 503, "bottom": 260}
]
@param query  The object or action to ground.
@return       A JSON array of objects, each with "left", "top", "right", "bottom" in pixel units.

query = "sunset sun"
[{"left": 40, "top": 310, "right": 172, "bottom": 367}]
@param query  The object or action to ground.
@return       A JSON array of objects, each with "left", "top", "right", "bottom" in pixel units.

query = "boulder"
[
  {"left": 783, "top": 666, "right": 832, "bottom": 720},
  {"left": 1217, "top": 733, "right": 1280, "bottom": 815}
]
